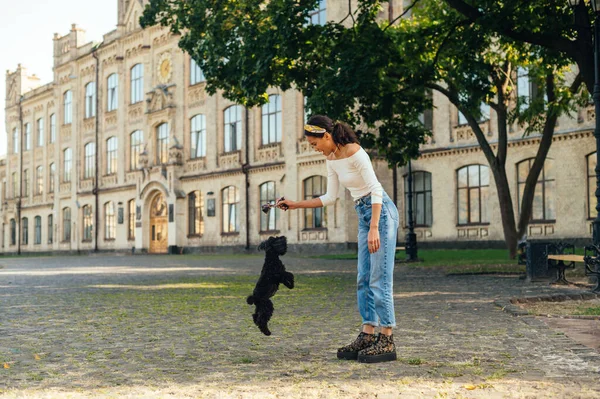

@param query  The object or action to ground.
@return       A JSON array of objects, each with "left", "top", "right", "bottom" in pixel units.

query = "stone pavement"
[{"left": 0, "top": 253, "right": 599, "bottom": 398}]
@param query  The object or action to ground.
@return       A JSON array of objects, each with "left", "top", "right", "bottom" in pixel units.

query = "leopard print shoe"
[
  {"left": 357, "top": 333, "right": 397, "bottom": 363},
  {"left": 337, "top": 332, "right": 377, "bottom": 360}
]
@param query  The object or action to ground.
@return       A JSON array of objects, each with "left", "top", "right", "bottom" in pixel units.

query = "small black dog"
[{"left": 247, "top": 236, "right": 294, "bottom": 336}]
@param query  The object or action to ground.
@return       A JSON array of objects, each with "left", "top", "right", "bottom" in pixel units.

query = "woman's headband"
[{"left": 304, "top": 124, "right": 326, "bottom": 135}]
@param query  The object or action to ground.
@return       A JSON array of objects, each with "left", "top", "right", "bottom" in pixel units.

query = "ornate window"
[
  {"left": 107, "top": 73, "right": 118, "bottom": 112},
  {"left": 188, "top": 191, "right": 204, "bottom": 236},
  {"left": 104, "top": 202, "right": 116, "bottom": 240},
  {"left": 24, "top": 123, "right": 31, "bottom": 151},
  {"left": 36, "top": 166, "right": 43, "bottom": 195},
  {"left": 63, "top": 148, "right": 72, "bottom": 182},
  {"left": 49, "top": 163, "right": 55, "bottom": 193},
  {"left": 457, "top": 165, "right": 490, "bottom": 225},
  {"left": 12, "top": 128, "right": 18, "bottom": 154},
  {"left": 130, "top": 64, "right": 144, "bottom": 104},
  {"left": 303, "top": 176, "right": 327, "bottom": 228},
  {"left": 37, "top": 118, "right": 44, "bottom": 147},
  {"left": 48, "top": 214, "right": 53, "bottom": 244},
  {"left": 190, "top": 115, "right": 206, "bottom": 159},
  {"left": 106, "top": 137, "right": 118, "bottom": 175},
  {"left": 85, "top": 82, "right": 96, "bottom": 118},
  {"left": 308, "top": 0, "right": 326, "bottom": 25},
  {"left": 224, "top": 105, "right": 242, "bottom": 153},
  {"left": 22, "top": 217, "right": 28, "bottom": 245},
  {"left": 260, "top": 181, "right": 277, "bottom": 231},
  {"left": 128, "top": 199, "right": 136, "bottom": 240},
  {"left": 49, "top": 114, "right": 56, "bottom": 143},
  {"left": 261, "top": 95, "right": 282, "bottom": 145},
  {"left": 190, "top": 58, "right": 205, "bottom": 85},
  {"left": 404, "top": 171, "right": 433, "bottom": 227},
  {"left": 458, "top": 103, "right": 490, "bottom": 125},
  {"left": 517, "top": 158, "right": 555, "bottom": 222},
  {"left": 63, "top": 90, "right": 72, "bottom": 124},
  {"left": 156, "top": 123, "right": 169, "bottom": 164},
  {"left": 130, "top": 130, "right": 144, "bottom": 170},
  {"left": 34, "top": 216, "right": 42, "bottom": 245},
  {"left": 83, "top": 205, "right": 93, "bottom": 241},
  {"left": 62, "top": 207, "right": 71, "bottom": 242},
  {"left": 222, "top": 186, "right": 239, "bottom": 233},
  {"left": 10, "top": 219, "right": 16, "bottom": 246},
  {"left": 84, "top": 143, "right": 95, "bottom": 179}
]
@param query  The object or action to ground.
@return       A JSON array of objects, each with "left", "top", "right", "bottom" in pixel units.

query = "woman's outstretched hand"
[{"left": 276, "top": 197, "right": 296, "bottom": 211}]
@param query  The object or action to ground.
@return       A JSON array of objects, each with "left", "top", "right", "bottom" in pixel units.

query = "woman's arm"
[{"left": 277, "top": 197, "right": 323, "bottom": 210}]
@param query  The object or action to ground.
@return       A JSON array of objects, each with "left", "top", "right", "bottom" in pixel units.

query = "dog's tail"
[{"left": 246, "top": 295, "right": 256, "bottom": 305}]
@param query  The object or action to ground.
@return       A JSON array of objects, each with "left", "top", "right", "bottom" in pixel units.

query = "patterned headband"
[{"left": 304, "top": 124, "right": 326, "bottom": 134}]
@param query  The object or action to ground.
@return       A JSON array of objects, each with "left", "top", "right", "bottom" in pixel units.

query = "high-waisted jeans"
[{"left": 354, "top": 191, "right": 399, "bottom": 328}]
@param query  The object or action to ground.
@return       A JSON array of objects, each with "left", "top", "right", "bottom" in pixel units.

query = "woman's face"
[{"left": 306, "top": 134, "right": 336, "bottom": 156}]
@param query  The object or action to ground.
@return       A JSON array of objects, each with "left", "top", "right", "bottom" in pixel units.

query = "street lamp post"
[{"left": 405, "top": 159, "right": 418, "bottom": 261}]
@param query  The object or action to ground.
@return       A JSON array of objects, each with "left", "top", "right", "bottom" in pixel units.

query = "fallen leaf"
[
  {"left": 34, "top": 354, "right": 41, "bottom": 361},
  {"left": 3, "top": 363, "right": 9, "bottom": 369},
  {"left": 463, "top": 384, "right": 477, "bottom": 390}
]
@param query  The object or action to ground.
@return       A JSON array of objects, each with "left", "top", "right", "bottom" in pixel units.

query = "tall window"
[
  {"left": 190, "top": 58, "right": 205, "bottom": 85},
  {"left": 63, "top": 148, "right": 72, "bottom": 182},
  {"left": 222, "top": 186, "right": 239, "bottom": 233},
  {"left": 130, "top": 130, "right": 144, "bottom": 170},
  {"left": 156, "top": 123, "right": 169, "bottom": 164},
  {"left": 37, "top": 118, "right": 44, "bottom": 147},
  {"left": 457, "top": 165, "right": 490, "bottom": 225},
  {"left": 23, "top": 169, "right": 29, "bottom": 197},
  {"left": 63, "top": 90, "right": 72, "bottom": 124},
  {"left": 588, "top": 153, "right": 597, "bottom": 219},
  {"left": 458, "top": 103, "right": 490, "bottom": 125},
  {"left": 83, "top": 205, "right": 93, "bottom": 241},
  {"left": 308, "top": 0, "right": 326, "bottom": 25},
  {"left": 517, "top": 158, "right": 556, "bottom": 222},
  {"left": 404, "top": 171, "right": 433, "bottom": 227},
  {"left": 188, "top": 191, "right": 204, "bottom": 235},
  {"left": 84, "top": 143, "right": 96, "bottom": 179},
  {"left": 107, "top": 73, "right": 118, "bottom": 112},
  {"left": 22, "top": 217, "right": 28, "bottom": 245},
  {"left": 49, "top": 113, "right": 56, "bottom": 143},
  {"left": 48, "top": 214, "right": 53, "bottom": 244},
  {"left": 224, "top": 105, "right": 242, "bottom": 153},
  {"left": 10, "top": 219, "right": 16, "bottom": 246},
  {"left": 36, "top": 166, "right": 43, "bottom": 195},
  {"left": 261, "top": 95, "right": 282, "bottom": 145},
  {"left": 104, "top": 202, "right": 116, "bottom": 240},
  {"left": 12, "top": 128, "right": 18, "bottom": 154},
  {"left": 304, "top": 176, "right": 327, "bottom": 228},
  {"left": 190, "top": 115, "right": 206, "bottom": 159},
  {"left": 12, "top": 172, "right": 17, "bottom": 198},
  {"left": 130, "top": 63, "right": 144, "bottom": 104},
  {"left": 85, "top": 82, "right": 96, "bottom": 118},
  {"left": 34, "top": 216, "right": 41, "bottom": 245},
  {"left": 49, "top": 163, "right": 55, "bottom": 193},
  {"left": 517, "top": 67, "right": 531, "bottom": 112},
  {"left": 128, "top": 199, "right": 136, "bottom": 240},
  {"left": 260, "top": 181, "right": 277, "bottom": 231},
  {"left": 106, "top": 137, "right": 118, "bottom": 175},
  {"left": 62, "top": 207, "right": 71, "bottom": 242},
  {"left": 24, "top": 123, "right": 31, "bottom": 151}
]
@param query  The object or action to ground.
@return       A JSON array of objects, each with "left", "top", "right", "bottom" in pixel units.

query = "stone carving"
[
  {"left": 219, "top": 151, "right": 241, "bottom": 169},
  {"left": 146, "top": 84, "right": 175, "bottom": 114},
  {"left": 256, "top": 143, "right": 281, "bottom": 162}
]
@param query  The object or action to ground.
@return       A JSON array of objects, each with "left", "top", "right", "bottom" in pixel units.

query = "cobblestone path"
[{"left": 0, "top": 254, "right": 599, "bottom": 398}]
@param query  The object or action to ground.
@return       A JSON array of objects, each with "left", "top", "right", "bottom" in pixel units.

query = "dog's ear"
[{"left": 258, "top": 240, "right": 267, "bottom": 251}]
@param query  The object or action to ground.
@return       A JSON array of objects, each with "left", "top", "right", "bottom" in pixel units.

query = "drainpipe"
[
  {"left": 92, "top": 48, "right": 100, "bottom": 252},
  {"left": 17, "top": 95, "right": 24, "bottom": 255},
  {"left": 243, "top": 107, "right": 250, "bottom": 251}
]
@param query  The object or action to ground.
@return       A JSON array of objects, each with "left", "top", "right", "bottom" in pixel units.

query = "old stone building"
[{"left": 1, "top": 0, "right": 597, "bottom": 254}]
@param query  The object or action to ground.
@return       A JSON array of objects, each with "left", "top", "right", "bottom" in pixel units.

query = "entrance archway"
[{"left": 149, "top": 192, "right": 168, "bottom": 253}]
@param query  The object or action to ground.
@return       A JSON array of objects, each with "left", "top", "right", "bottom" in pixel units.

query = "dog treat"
[{"left": 261, "top": 197, "right": 288, "bottom": 214}]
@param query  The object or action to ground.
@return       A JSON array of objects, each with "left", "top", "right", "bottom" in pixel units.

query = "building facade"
[{"left": 1, "top": 0, "right": 597, "bottom": 254}]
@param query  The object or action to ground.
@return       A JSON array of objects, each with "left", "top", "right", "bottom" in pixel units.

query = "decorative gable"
[{"left": 124, "top": 0, "right": 145, "bottom": 32}]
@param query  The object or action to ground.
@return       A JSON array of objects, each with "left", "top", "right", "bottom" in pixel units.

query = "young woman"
[{"left": 277, "top": 115, "right": 399, "bottom": 363}]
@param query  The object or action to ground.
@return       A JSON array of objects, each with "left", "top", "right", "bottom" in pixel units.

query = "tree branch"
[
  {"left": 384, "top": 0, "right": 423, "bottom": 31},
  {"left": 339, "top": 0, "right": 355, "bottom": 25}
]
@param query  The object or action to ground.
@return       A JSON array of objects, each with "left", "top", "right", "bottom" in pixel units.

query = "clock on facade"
[{"left": 156, "top": 52, "right": 172, "bottom": 84}]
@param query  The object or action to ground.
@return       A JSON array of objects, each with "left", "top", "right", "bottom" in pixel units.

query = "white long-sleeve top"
[{"left": 318, "top": 147, "right": 383, "bottom": 206}]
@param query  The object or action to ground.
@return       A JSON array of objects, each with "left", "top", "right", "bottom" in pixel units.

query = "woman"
[{"left": 277, "top": 115, "right": 399, "bottom": 363}]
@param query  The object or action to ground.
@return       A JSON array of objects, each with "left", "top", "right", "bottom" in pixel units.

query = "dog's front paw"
[{"left": 282, "top": 271, "right": 294, "bottom": 289}]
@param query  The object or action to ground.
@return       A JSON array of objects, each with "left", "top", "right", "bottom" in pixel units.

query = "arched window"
[
  {"left": 83, "top": 205, "right": 93, "bottom": 241},
  {"left": 588, "top": 152, "right": 597, "bottom": 220},
  {"left": 156, "top": 123, "right": 169, "bottom": 164},
  {"left": 130, "top": 130, "right": 144, "bottom": 170},
  {"left": 222, "top": 186, "right": 239, "bottom": 233},
  {"left": 190, "top": 115, "right": 206, "bottom": 159},
  {"left": 49, "top": 113, "right": 56, "bottom": 143},
  {"left": 84, "top": 142, "right": 95, "bottom": 179},
  {"left": 34, "top": 216, "right": 42, "bottom": 245},
  {"left": 130, "top": 64, "right": 144, "bottom": 104},
  {"left": 107, "top": 73, "right": 118, "bottom": 112},
  {"left": 404, "top": 171, "right": 433, "bottom": 227},
  {"left": 11, "top": 172, "right": 17, "bottom": 198},
  {"left": 24, "top": 123, "right": 31, "bottom": 151},
  {"left": 85, "top": 82, "right": 96, "bottom": 118},
  {"left": 49, "top": 163, "right": 55, "bottom": 193},
  {"left": 63, "top": 148, "right": 72, "bottom": 182},
  {"left": 517, "top": 158, "right": 555, "bottom": 222},
  {"left": 12, "top": 128, "right": 18, "bottom": 154},
  {"left": 63, "top": 90, "right": 72, "bottom": 124},
  {"left": 188, "top": 191, "right": 205, "bottom": 235},
  {"left": 303, "top": 176, "right": 327, "bottom": 228},
  {"left": 37, "top": 118, "right": 44, "bottom": 147},
  {"left": 457, "top": 165, "right": 490, "bottom": 225},
  {"left": 104, "top": 202, "right": 116, "bottom": 240},
  {"left": 260, "top": 181, "right": 277, "bottom": 231},
  {"left": 106, "top": 137, "right": 118, "bottom": 175},
  {"left": 62, "top": 207, "right": 71, "bottom": 242},
  {"left": 23, "top": 169, "right": 29, "bottom": 197},
  {"left": 10, "top": 219, "right": 16, "bottom": 246},
  {"left": 22, "top": 217, "right": 28, "bottom": 245},
  {"left": 190, "top": 58, "right": 205, "bottom": 85},
  {"left": 224, "top": 105, "right": 242, "bottom": 152},
  {"left": 128, "top": 199, "right": 136, "bottom": 240},
  {"left": 36, "top": 166, "right": 43, "bottom": 195},
  {"left": 261, "top": 95, "right": 282, "bottom": 145}
]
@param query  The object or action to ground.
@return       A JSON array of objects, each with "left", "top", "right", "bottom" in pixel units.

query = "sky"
[{"left": 0, "top": 0, "right": 119, "bottom": 157}]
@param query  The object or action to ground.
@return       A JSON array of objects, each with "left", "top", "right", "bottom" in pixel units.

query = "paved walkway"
[{"left": 0, "top": 254, "right": 599, "bottom": 398}]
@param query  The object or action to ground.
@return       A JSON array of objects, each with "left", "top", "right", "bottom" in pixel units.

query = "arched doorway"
[{"left": 149, "top": 192, "right": 168, "bottom": 253}]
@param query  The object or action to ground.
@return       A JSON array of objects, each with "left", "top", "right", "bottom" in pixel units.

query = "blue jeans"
[{"left": 354, "top": 191, "right": 399, "bottom": 328}]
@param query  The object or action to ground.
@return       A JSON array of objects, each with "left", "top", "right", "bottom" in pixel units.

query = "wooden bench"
[{"left": 546, "top": 243, "right": 600, "bottom": 292}]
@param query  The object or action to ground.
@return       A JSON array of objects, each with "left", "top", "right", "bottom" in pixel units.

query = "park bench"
[{"left": 545, "top": 242, "right": 600, "bottom": 293}]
